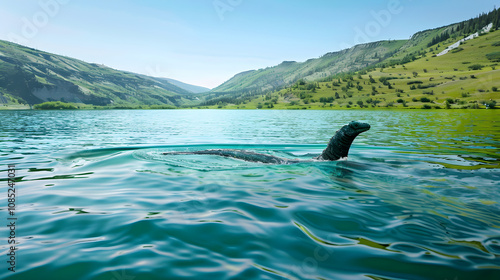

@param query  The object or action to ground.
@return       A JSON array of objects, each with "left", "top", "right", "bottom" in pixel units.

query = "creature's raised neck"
[
  {"left": 316, "top": 121, "right": 370, "bottom": 161},
  {"left": 163, "top": 121, "right": 370, "bottom": 163}
]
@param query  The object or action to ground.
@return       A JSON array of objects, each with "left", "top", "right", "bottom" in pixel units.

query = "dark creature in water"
[{"left": 162, "top": 121, "right": 370, "bottom": 164}]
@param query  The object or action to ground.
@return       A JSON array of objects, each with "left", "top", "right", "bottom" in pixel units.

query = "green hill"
[
  {"left": 211, "top": 40, "right": 406, "bottom": 94},
  {"left": 200, "top": 8, "right": 500, "bottom": 109},
  {"left": 1, "top": 7, "right": 499, "bottom": 110},
  {"left": 208, "top": 13, "right": 497, "bottom": 98},
  {"left": 0, "top": 40, "right": 200, "bottom": 107},
  {"left": 205, "top": 29, "right": 500, "bottom": 110},
  {"left": 160, "top": 77, "right": 211, "bottom": 94}
]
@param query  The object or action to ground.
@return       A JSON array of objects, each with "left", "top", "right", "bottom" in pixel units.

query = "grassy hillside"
[
  {"left": 2, "top": 8, "right": 499, "bottom": 110},
  {"left": 0, "top": 40, "right": 199, "bottom": 107},
  {"left": 201, "top": 29, "right": 500, "bottom": 110},
  {"left": 211, "top": 40, "right": 406, "bottom": 94},
  {"left": 161, "top": 77, "right": 211, "bottom": 94},
  {"left": 202, "top": 8, "right": 500, "bottom": 109}
]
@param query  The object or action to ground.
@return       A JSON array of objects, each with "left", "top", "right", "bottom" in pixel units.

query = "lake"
[{"left": 1, "top": 109, "right": 499, "bottom": 280}]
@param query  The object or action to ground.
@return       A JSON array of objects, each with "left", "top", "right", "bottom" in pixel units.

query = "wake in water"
[
  {"left": 133, "top": 145, "right": 321, "bottom": 171},
  {"left": 14, "top": 142, "right": 500, "bottom": 280},
  {"left": 161, "top": 121, "right": 370, "bottom": 164}
]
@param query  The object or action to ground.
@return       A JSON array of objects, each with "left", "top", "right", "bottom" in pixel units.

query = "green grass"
[
  {"left": 33, "top": 101, "right": 78, "bottom": 110},
  {"left": 2, "top": 10, "right": 499, "bottom": 110},
  {"left": 31, "top": 101, "right": 178, "bottom": 110},
  {"left": 0, "top": 39, "right": 193, "bottom": 107},
  {"left": 212, "top": 40, "right": 406, "bottom": 93},
  {"left": 207, "top": 30, "right": 500, "bottom": 110}
]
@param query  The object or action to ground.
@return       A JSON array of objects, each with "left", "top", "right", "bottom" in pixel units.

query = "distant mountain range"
[
  {"left": 1, "top": 8, "right": 498, "bottom": 108},
  {"left": 160, "top": 78, "right": 210, "bottom": 94}
]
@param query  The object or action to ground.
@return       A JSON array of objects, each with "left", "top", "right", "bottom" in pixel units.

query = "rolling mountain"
[
  {"left": 1, "top": 7, "right": 498, "bottom": 109},
  {"left": 205, "top": 8, "right": 500, "bottom": 108},
  {"left": 201, "top": 19, "right": 500, "bottom": 110},
  {"left": 211, "top": 40, "right": 406, "bottom": 94},
  {"left": 0, "top": 40, "right": 202, "bottom": 106},
  {"left": 160, "top": 78, "right": 210, "bottom": 94}
]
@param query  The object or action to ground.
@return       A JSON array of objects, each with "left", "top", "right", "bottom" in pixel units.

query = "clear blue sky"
[{"left": 1, "top": 0, "right": 499, "bottom": 88}]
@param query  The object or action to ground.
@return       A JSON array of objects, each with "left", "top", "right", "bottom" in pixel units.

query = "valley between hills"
[{"left": 1, "top": 8, "right": 499, "bottom": 110}]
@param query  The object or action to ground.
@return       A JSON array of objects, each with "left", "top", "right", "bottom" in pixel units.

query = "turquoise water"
[{"left": 1, "top": 109, "right": 499, "bottom": 280}]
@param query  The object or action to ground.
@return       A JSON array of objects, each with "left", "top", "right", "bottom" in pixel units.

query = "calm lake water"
[{"left": 1, "top": 109, "right": 499, "bottom": 280}]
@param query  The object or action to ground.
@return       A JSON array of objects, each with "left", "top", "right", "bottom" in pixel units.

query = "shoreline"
[{"left": 0, "top": 106, "right": 496, "bottom": 111}]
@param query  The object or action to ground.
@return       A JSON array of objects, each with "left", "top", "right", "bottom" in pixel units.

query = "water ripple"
[{"left": 1, "top": 110, "right": 500, "bottom": 279}]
